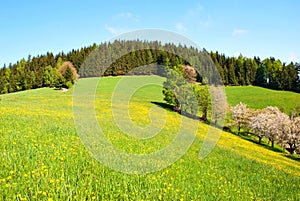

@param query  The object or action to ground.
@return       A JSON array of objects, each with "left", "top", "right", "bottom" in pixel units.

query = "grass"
[
  {"left": 225, "top": 85, "right": 300, "bottom": 113},
  {"left": 0, "top": 76, "right": 299, "bottom": 200}
]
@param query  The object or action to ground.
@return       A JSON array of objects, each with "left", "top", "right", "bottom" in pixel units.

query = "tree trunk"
[
  {"left": 258, "top": 136, "right": 262, "bottom": 144},
  {"left": 271, "top": 140, "right": 274, "bottom": 148},
  {"left": 202, "top": 109, "right": 207, "bottom": 121},
  {"left": 237, "top": 125, "right": 241, "bottom": 136},
  {"left": 286, "top": 143, "right": 295, "bottom": 154}
]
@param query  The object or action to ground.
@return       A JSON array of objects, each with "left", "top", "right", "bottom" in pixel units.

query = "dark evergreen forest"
[{"left": 0, "top": 40, "right": 299, "bottom": 94}]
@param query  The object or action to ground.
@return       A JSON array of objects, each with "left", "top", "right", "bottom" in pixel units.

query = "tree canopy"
[{"left": 0, "top": 40, "right": 299, "bottom": 94}]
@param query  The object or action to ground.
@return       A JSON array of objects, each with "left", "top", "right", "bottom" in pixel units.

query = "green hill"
[
  {"left": 225, "top": 86, "right": 300, "bottom": 113},
  {"left": 0, "top": 76, "right": 299, "bottom": 200}
]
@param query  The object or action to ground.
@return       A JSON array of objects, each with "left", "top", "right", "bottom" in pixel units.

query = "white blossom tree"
[
  {"left": 250, "top": 111, "right": 273, "bottom": 144},
  {"left": 250, "top": 106, "right": 300, "bottom": 154},
  {"left": 292, "top": 117, "right": 300, "bottom": 154},
  {"left": 263, "top": 107, "right": 288, "bottom": 148},
  {"left": 231, "top": 102, "right": 252, "bottom": 135},
  {"left": 282, "top": 116, "right": 300, "bottom": 154},
  {"left": 250, "top": 106, "right": 283, "bottom": 146}
]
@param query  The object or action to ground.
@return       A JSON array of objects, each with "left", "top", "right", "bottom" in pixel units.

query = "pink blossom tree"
[
  {"left": 231, "top": 102, "right": 252, "bottom": 135},
  {"left": 250, "top": 106, "right": 300, "bottom": 153},
  {"left": 250, "top": 111, "right": 273, "bottom": 144},
  {"left": 283, "top": 116, "right": 300, "bottom": 154}
]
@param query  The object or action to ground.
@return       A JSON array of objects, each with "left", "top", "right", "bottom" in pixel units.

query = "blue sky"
[{"left": 1, "top": 0, "right": 299, "bottom": 66}]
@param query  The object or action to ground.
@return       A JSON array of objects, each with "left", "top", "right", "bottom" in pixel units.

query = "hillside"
[
  {"left": 0, "top": 76, "right": 299, "bottom": 200},
  {"left": 225, "top": 86, "right": 300, "bottom": 113}
]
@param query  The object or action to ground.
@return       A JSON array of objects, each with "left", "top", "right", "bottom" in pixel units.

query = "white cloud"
[
  {"left": 179, "top": 3, "right": 212, "bottom": 31},
  {"left": 289, "top": 52, "right": 298, "bottom": 62},
  {"left": 117, "top": 12, "right": 133, "bottom": 18},
  {"left": 187, "top": 3, "right": 203, "bottom": 16},
  {"left": 232, "top": 29, "right": 249, "bottom": 36},
  {"left": 113, "top": 12, "right": 139, "bottom": 22},
  {"left": 196, "top": 3, "right": 203, "bottom": 11},
  {"left": 234, "top": 52, "right": 242, "bottom": 57},
  {"left": 105, "top": 12, "right": 139, "bottom": 35},
  {"left": 104, "top": 25, "right": 126, "bottom": 35},
  {"left": 175, "top": 22, "right": 187, "bottom": 31},
  {"left": 199, "top": 15, "right": 212, "bottom": 27}
]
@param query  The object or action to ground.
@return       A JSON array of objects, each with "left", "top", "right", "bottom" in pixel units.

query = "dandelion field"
[{"left": 0, "top": 76, "right": 299, "bottom": 200}]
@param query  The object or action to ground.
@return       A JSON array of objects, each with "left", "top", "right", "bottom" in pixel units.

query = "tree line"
[{"left": 0, "top": 40, "right": 299, "bottom": 94}]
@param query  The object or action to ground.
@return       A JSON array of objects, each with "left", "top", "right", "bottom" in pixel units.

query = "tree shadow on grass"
[
  {"left": 150, "top": 101, "right": 173, "bottom": 112},
  {"left": 150, "top": 101, "right": 206, "bottom": 121},
  {"left": 151, "top": 102, "right": 300, "bottom": 162},
  {"left": 237, "top": 132, "right": 300, "bottom": 162},
  {"left": 239, "top": 133, "right": 283, "bottom": 153},
  {"left": 285, "top": 154, "right": 300, "bottom": 162}
]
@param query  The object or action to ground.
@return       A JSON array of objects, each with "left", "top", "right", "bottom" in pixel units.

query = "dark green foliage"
[
  {"left": 0, "top": 40, "right": 299, "bottom": 94},
  {"left": 0, "top": 44, "right": 95, "bottom": 94}
]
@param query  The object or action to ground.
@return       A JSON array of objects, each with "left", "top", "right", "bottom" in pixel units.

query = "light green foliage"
[
  {"left": 16, "top": 59, "right": 27, "bottom": 91},
  {"left": 56, "top": 57, "right": 63, "bottom": 69},
  {"left": 193, "top": 85, "right": 211, "bottom": 120},
  {"left": 162, "top": 67, "right": 185, "bottom": 107},
  {"left": 42, "top": 66, "right": 57, "bottom": 87},
  {"left": 0, "top": 68, "right": 11, "bottom": 94},
  {"left": 163, "top": 65, "right": 210, "bottom": 119},
  {"left": 162, "top": 65, "right": 198, "bottom": 115}
]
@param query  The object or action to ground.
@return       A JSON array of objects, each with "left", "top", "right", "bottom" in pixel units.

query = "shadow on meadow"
[
  {"left": 151, "top": 101, "right": 207, "bottom": 122},
  {"left": 222, "top": 131, "right": 300, "bottom": 162},
  {"left": 151, "top": 101, "right": 300, "bottom": 162},
  {"left": 238, "top": 132, "right": 283, "bottom": 153},
  {"left": 150, "top": 101, "right": 173, "bottom": 112}
]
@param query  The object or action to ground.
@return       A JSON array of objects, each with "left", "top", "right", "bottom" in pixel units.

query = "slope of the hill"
[
  {"left": 225, "top": 86, "right": 300, "bottom": 113},
  {"left": 0, "top": 76, "right": 299, "bottom": 200}
]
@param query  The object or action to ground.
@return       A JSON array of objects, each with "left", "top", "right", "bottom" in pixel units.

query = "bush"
[{"left": 65, "top": 81, "right": 73, "bottom": 89}]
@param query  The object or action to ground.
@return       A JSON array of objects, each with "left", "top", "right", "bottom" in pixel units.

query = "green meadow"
[
  {"left": 225, "top": 86, "right": 300, "bottom": 113},
  {"left": 0, "top": 76, "right": 299, "bottom": 200}
]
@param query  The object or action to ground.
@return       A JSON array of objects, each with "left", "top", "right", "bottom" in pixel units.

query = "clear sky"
[{"left": 0, "top": 0, "right": 299, "bottom": 66}]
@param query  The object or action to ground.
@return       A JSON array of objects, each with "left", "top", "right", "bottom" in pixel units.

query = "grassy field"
[
  {"left": 0, "top": 76, "right": 299, "bottom": 200},
  {"left": 225, "top": 86, "right": 300, "bottom": 113}
]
